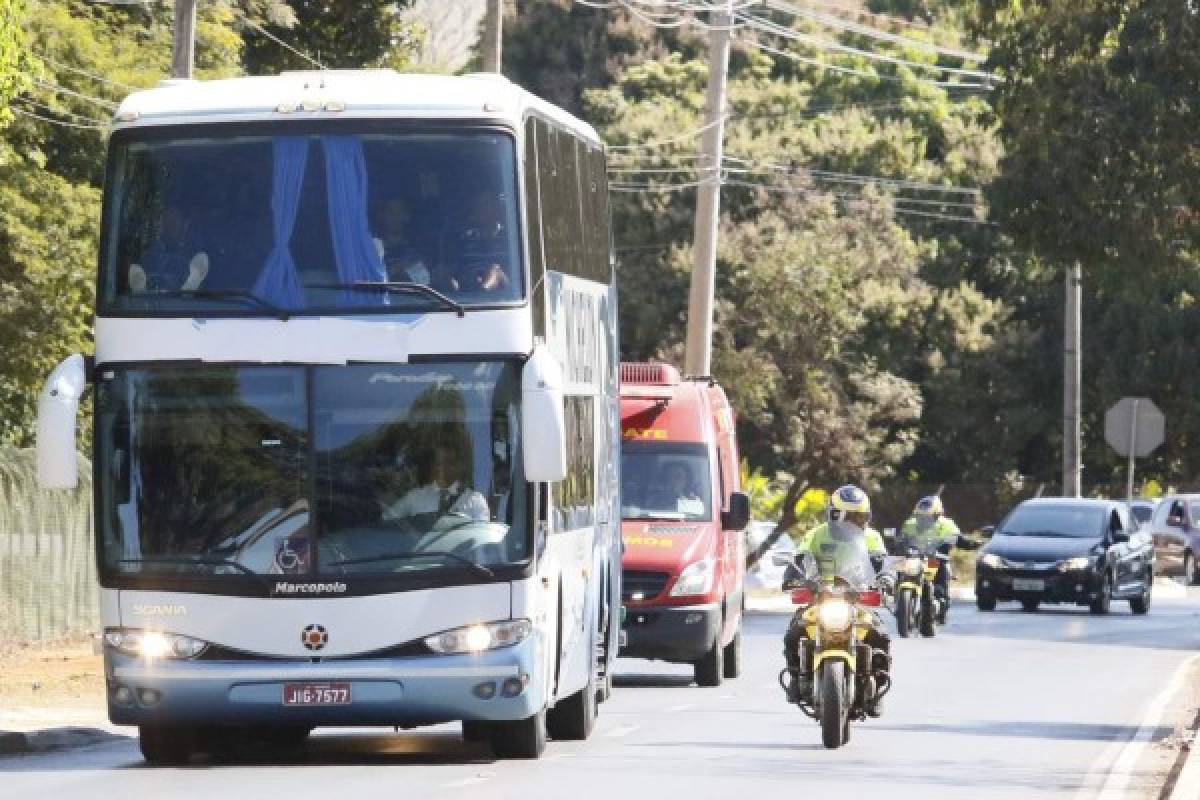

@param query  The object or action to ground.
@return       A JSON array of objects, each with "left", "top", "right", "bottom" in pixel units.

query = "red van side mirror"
[{"left": 722, "top": 491, "right": 750, "bottom": 532}]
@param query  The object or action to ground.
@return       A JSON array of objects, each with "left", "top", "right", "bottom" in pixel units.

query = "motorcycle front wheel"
[
  {"left": 919, "top": 586, "right": 937, "bottom": 638},
  {"left": 895, "top": 589, "right": 913, "bottom": 638},
  {"left": 819, "top": 661, "right": 848, "bottom": 749}
]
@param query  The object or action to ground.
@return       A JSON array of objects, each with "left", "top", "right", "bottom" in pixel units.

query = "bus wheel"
[
  {"left": 547, "top": 669, "right": 598, "bottom": 740},
  {"left": 138, "top": 725, "right": 195, "bottom": 766},
  {"left": 489, "top": 709, "right": 547, "bottom": 759}
]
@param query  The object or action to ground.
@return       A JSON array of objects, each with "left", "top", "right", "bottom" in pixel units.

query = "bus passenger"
[
  {"left": 128, "top": 205, "right": 210, "bottom": 294},
  {"left": 372, "top": 195, "right": 432, "bottom": 285},
  {"left": 444, "top": 190, "right": 511, "bottom": 294}
]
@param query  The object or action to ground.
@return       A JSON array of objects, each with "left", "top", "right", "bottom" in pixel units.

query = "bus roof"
[{"left": 112, "top": 70, "right": 601, "bottom": 144}]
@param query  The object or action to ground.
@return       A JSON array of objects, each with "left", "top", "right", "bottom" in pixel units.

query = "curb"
[{"left": 0, "top": 727, "right": 123, "bottom": 757}]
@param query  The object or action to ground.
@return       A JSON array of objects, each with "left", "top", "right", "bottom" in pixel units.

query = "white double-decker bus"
[{"left": 36, "top": 71, "right": 620, "bottom": 762}]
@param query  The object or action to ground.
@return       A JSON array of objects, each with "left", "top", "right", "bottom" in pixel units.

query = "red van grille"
[
  {"left": 620, "top": 362, "right": 681, "bottom": 386},
  {"left": 622, "top": 570, "right": 671, "bottom": 602}
]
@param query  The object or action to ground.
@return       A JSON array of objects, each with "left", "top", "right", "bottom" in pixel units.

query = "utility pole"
[
  {"left": 171, "top": 0, "right": 197, "bottom": 79},
  {"left": 1063, "top": 264, "right": 1082, "bottom": 497},
  {"left": 482, "top": 0, "right": 503, "bottom": 73},
  {"left": 683, "top": 0, "right": 733, "bottom": 378}
]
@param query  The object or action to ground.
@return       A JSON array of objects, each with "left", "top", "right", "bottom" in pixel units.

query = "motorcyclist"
[
  {"left": 781, "top": 485, "right": 890, "bottom": 715},
  {"left": 899, "top": 495, "right": 979, "bottom": 621}
]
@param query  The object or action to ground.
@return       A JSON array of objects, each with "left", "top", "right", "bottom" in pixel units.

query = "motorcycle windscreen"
[{"left": 799, "top": 528, "right": 876, "bottom": 590}]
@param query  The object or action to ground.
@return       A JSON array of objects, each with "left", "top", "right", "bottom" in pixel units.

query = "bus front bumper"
[{"left": 105, "top": 641, "right": 544, "bottom": 728}]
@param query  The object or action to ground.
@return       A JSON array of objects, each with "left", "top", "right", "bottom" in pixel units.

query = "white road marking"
[
  {"left": 665, "top": 703, "right": 694, "bottom": 713},
  {"left": 444, "top": 771, "right": 495, "bottom": 789},
  {"left": 604, "top": 723, "right": 640, "bottom": 738},
  {"left": 1079, "top": 653, "right": 1200, "bottom": 799}
]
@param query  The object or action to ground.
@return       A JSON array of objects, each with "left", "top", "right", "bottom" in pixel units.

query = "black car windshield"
[
  {"left": 100, "top": 126, "right": 522, "bottom": 315},
  {"left": 96, "top": 362, "right": 528, "bottom": 585},
  {"left": 620, "top": 442, "right": 712, "bottom": 521},
  {"left": 999, "top": 506, "right": 1106, "bottom": 538}
]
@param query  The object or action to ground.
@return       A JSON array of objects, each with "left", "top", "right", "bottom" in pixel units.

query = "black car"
[{"left": 975, "top": 498, "right": 1154, "bottom": 614}]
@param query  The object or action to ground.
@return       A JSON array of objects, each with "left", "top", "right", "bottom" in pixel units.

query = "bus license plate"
[
  {"left": 1013, "top": 578, "right": 1044, "bottom": 592},
  {"left": 283, "top": 682, "right": 351, "bottom": 706}
]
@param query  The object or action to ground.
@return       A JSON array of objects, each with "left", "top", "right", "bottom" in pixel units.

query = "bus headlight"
[
  {"left": 104, "top": 628, "right": 208, "bottom": 659},
  {"left": 817, "top": 599, "right": 853, "bottom": 632},
  {"left": 669, "top": 557, "right": 716, "bottom": 597},
  {"left": 425, "top": 619, "right": 532, "bottom": 655}
]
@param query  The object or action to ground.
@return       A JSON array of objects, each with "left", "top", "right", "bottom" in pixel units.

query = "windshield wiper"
[
  {"left": 307, "top": 281, "right": 465, "bottom": 318},
  {"left": 137, "top": 289, "right": 293, "bottom": 320},
  {"left": 1008, "top": 530, "right": 1078, "bottom": 538},
  {"left": 328, "top": 550, "right": 495, "bottom": 579},
  {"left": 118, "top": 556, "right": 272, "bottom": 586}
]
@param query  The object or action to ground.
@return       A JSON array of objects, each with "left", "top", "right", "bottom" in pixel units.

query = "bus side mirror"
[
  {"left": 722, "top": 491, "right": 750, "bottom": 531},
  {"left": 521, "top": 345, "right": 567, "bottom": 483},
  {"left": 37, "top": 354, "right": 88, "bottom": 489}
]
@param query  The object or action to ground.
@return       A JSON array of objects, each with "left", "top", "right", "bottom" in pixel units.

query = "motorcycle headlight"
[
  {"left": 669, "top": 556, "right": 716, "bottom": 597},
  {"left": 104, "top": 628, "right": 208, "bottom": 660},
  {"left": 1058, "top": 556, "right": 1091, "bottom": 572},
  {"left": 817, "top": 599, "right": 853, "bottom": 632},
  {"left": 424, "top": 619, "right": 532, "bottom": 655},
  {"left": 903, "top": 557, "right": 924, "bottom": 573},
  {"left": 979, "top": 553, "right": 1003, "bottom": 569}
]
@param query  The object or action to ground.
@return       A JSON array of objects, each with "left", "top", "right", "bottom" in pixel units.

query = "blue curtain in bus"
[
  {"left": 252, "top": 137, "right": 309, "bottom": 309},
  {"left": 323, "top": 136, "right": 387, "bottom": 305}
]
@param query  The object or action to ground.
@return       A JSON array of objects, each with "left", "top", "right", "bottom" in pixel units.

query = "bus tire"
[
  {"left": 138, "top": 725, "right": 194, "bottom": 766},
  {"left": 547, "top": 670, "right": 597, "bottom": 741},
  {"left": 694, "top": 636, "right": 724, "bottom": 687},
  {"left": 489, "top": 709, "right": 547, "bottom": 759}
]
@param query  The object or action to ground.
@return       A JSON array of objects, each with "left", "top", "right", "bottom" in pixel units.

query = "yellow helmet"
[
  {"left": 828, "top": 485, "right": 871, "bottom": 522},
  {"left": 915, "top": 495, "right": 944, "bottom": 517}
]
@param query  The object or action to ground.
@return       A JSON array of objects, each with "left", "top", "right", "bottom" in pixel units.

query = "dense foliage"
[{"left": 3, "top": 0, "right": 1198, "bottom": 534}]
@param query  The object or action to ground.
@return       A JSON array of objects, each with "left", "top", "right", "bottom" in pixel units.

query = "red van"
[{"left": 618, "top": 362, "right": 750, "bottom": 686}]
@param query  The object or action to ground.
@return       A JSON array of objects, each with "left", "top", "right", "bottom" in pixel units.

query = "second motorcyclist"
[
  {"left": 781, "top": 485, "right": 891, "bottom": 715},
  {"left": 900, "top": 495, "right": 980, "bottom": 622}
]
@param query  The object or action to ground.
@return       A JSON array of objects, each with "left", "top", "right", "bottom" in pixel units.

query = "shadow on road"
[
  {"left": 613, "top": 673, "right": 695, "bottom": 689},
  {"left": 871, "top": 719, "right": 1172, "bottom": 743},
  {"left": 0, "top": 731, "right": 498, "bottom": 771}
]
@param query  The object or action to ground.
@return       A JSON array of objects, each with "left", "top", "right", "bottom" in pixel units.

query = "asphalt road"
[{"left": 4, "top": 595, "right": 1200, "bottom": 800}]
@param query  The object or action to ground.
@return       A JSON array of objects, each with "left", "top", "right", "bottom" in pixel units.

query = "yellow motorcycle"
[
  {"left": 893, "top": 543, "right": 946, "bottom": 638},
  {"left": 782, "top": 546, "right": 891, "bottom": 749}
]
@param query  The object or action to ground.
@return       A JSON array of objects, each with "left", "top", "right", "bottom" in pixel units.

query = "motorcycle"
[
  {"left": 892, "top": 542, "right": 949, "bottom": 638},
  {"left": 778, "top": 544, "right": 891, "bottom": 749}
]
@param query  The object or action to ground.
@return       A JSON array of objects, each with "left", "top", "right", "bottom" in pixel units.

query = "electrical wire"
[
  {"left": 738, "top": 11, "right": 995, "bottom": 82},
  {"left": 764, "top": 0, "right": 988, "bottom": 64},
  {"left": 31, "top": 77, "right": 119, "bottom": 110},
  {"left": 244, "top": 19, "right": 326, "bottom": 70},
  {"left": 10, "top": 106, "right": 108, "bottom": 130},
  {"left": 33, "top": 52, "right": 139, "bottom": 92},
  {"left": 16, "top": 96, "right": 110, "bottom": 125}
]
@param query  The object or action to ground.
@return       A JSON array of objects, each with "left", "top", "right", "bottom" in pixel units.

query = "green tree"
[
  {"left": 0, "top": 0, "right": 31, "bottom": 125},
  {"left": 242, "top": 0, "right": 420, "bottom": 73}
]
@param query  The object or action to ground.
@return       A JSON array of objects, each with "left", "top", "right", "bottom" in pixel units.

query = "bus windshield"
[
  {"left": 100, "top": 126, "right": 523, "bottom": 315},
  {"left": 620, "top": 442, "right": 712, "bottom": 521},
  {"left": 96, "top": 362, "right": 529, "bottom": 588}
]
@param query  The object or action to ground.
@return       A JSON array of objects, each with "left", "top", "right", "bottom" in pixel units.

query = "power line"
[
  {"left": 10, "top": 106, "right": 108, "bottom": 130},
  {"left": 738, "top": 11, "right": 995, "bottom": 83},
  {"left": 16, "top": 96, "right": 110, "bottom": 126},
  {"left": 765, "top": 0, "right": 988, "bottom": 64},
  {"left": 31, "top": 77, "right": 119, "bottom": 110},
  {"left": 742, "top": 30, "right": 993, "bottom": 90},
  {"left": 244, "top": 19, "right": 326, "bottom": 70},
  {"left": 33, "top": 52, "right": 139, "bottom": 92}
]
